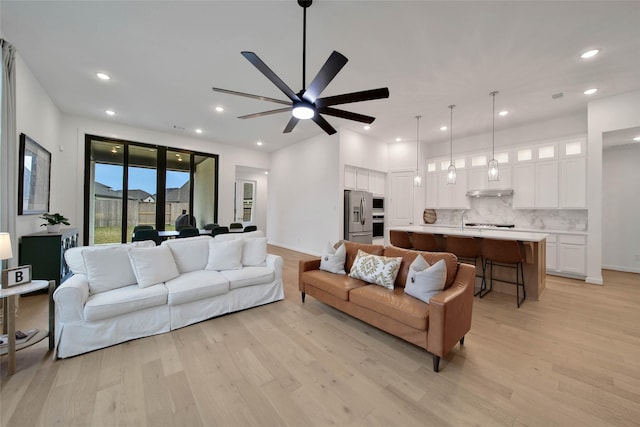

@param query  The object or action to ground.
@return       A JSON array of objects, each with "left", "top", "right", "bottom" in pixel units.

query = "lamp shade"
[{"left": 0, "top": 232, "right": 13, "bottom": 260}]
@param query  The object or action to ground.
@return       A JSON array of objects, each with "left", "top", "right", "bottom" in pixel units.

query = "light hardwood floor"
[{"left": 2, "top": 245, "right": 640, "bottom": 426}]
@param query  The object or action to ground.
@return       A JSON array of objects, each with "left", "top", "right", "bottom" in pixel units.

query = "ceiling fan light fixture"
[{"left": 292, "top": 103, "right": 315, "bottom": 119}]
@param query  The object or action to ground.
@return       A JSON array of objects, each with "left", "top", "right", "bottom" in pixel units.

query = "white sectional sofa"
[{"left": 53, "top": 231, "right": 283, "bottom": 358}]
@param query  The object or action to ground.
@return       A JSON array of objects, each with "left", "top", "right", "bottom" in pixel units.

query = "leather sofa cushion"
[
  {"left": 383, "top": 246, "right": 458, "bottom": 289},
  {"left": 349, "top": 285, "right": 429, "bottom": 331},
  {"left": 302, "top": 269, "right": 368, "bottom": 301},
  {"left": 165, "top": 270, "right": 229, "bottom": 306},
  {"left": 84, "top": 283, "right": 168, "bottom": 321},
  {"left": 344, "top": 241, "right": 385, "bottom": 273}
]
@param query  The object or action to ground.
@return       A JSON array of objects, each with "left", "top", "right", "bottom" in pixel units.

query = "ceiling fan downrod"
[{"left": 299, "top": 0, "right": 312, "bottom": 92}]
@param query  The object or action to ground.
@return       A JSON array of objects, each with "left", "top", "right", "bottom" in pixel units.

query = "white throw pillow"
[
  {"left": 206, "top": 238, "right": 243, "bottom": 271},
  {"left": 83, "top": 245, "right": 139, "bottom": 294},
  {"left": 404, "top": 258, "right": 447, "bottom": 304},
  {"left": 319, "top": 242, "right": 346, "bottom": 274},
  {"left": 242, "top": 237, "right": 268, "bottom": 266},
  {"left": 161, "top": 236, "right": 210, "bottom": 273},
  {"left": 66, "top": 241, "right": 155, "bottom": 276},
  {"left": 404, "top": 254, "right": 430, "bottom": 287},
  {"left": 349, "top": 249, "right": 402, "bottom": 290},
  {"left": 128, "top": 245, "right": 180, "bottom": 288}
]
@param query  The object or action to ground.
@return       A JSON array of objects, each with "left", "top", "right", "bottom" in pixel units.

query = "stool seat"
[
  {"left": 481, "top": 238, "right": 526, "bottom": 307},
  {"left": 446, "top": 236, "right": 484, "bottom": 296},
  {"left": 412, "top": 233, "right": 439, "bottom": 251},
  {"left": 389, "top": 230, "right": 413, "bottom": 249}
]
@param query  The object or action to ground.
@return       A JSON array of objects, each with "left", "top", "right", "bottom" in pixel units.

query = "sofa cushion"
[
  {"left": 383, "top": 246, "right": 458, "bottom": 289},
  {"left": 128, "top": 245, "right": 180, "bottom": 288},
  {"left": 214, "top": 230, "right": 265, "bottom": 241},
  {"left": 161, "top": 236, "right": 210, "bottom": 273},
  {"left": 344, "top": 241, "right": 385, "bottom": 273},
  {"left": 242, "top": 237, "right": 268, "bottom": 266},
  {"left": 164, "top": 270, "right": 229, "bottom": 306},
  {"left": 83, "top": 283, "right": 168, "bottom": 321},
  {"left": 220, "top": 267, "right": 275, "bottom": 290},
  {"left": 349, "top": 286, "right": 429, "bottom": 331},
  {"left": 301, "top": 269, "right": 368, "bottom": 301},
  {"left": 66, "top": 241, "right": 155, "bottom": 276},
  {"left": 206, "top": 239, "right": 243, "bottom": 271},
  {"left": 404, "top": 258, "right": 446, "bottom": 304},
  {"left": 83, "top": 245, "right": 139, "bottom": 294},
  {"left": 319, "top": 242, "right": 346, "bottom": 274},
  {"left": 349, "top": 250, "right": 402, "bottom": 290}
]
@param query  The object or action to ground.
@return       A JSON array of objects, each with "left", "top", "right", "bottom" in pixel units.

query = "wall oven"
[{"left": 372, "top": 213, "right": 385, "bottom": 238}]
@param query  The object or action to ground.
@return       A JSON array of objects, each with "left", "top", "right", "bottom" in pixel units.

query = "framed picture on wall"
[{"left": 18, "top": 133, "right": 51, "bottom": 215}]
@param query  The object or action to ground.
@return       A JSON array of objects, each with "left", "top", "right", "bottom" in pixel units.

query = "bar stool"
[
  {"left": 412, "top": 233, "right": 439, "bottom": 251},
  {"left": 445, "top": 236, "right": 484, "bottom": 295},
  {"left": 389, "top": 230, "right": 413, "bottom": 249},
  {"left": 481, "top": 238, "right": 526, "bottom": 307}
]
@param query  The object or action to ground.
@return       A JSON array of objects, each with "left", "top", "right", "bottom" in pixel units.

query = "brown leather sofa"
[{"left": 299, "top": 241, "right": 475, "bottom": 372}]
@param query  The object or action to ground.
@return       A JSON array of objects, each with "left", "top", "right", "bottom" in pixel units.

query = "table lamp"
[{"left": 0, "top": 232, "right": 12, "bottom": 261}]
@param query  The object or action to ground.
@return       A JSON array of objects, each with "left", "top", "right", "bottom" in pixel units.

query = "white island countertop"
[{"left": 389, "top": 225, "right": 548, "bottom": 242}]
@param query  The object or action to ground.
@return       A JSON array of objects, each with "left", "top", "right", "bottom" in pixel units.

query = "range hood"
[{"left": 466, "top": 188, "right": 514, "bottom": 198}]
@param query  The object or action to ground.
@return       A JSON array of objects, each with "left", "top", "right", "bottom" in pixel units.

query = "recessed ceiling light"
[
  {"left": 215, "top": 106, "right": 224, "bottom": 112},
  {"left": 498, "top": 110, "right": 509, "bottom": 116},
  {"left": 395, "top": 137, "right": 402, "bottom": 142},
  {"left": 580, "top": 49, "right": 600, "bottom": 59},
  {"left": 633, "top": 136, "right": 640, "bottom": 142},
  {"left": 195, "top": 129, "right": 203, "bottom": 134},
  {"left": 264, "top": 171, "right": 269, "bottom": 175},
  {"left": 440, "top": 126, "right": 447, "bottom": 131},
  {"left": 105, "top": 110, "right": 115, "bottom": 116},
  {"left": 96, "top": 72, "right": 110, "bottom": 80},
  {"left": 256, "top": 141, "right": 263, "bottom": 146},
  {"left": 584, "top": 88, "right": 598, "bottom": 95},
  {"left": 363, "top": 125, "right": 371, "bottom": 130}
]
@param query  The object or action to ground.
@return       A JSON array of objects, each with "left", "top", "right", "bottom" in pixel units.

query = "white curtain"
[{"left": 1, "top": 39, "right": 17, "bottom": 269}]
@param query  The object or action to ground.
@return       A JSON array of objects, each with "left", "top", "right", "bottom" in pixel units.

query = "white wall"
[
  {"left": 339, "top": 128, "right": 388, "bottom": 172},
  {"left": 602, "top": 143, "right": 640, "bottom": 273},
  {"left": 235, "top": 166, "right": 268, "bottom": 234},
  {"left": 268, "top": 132, "right": 340, "bottom": 255},
  {"left": 15, "top": 55, "right": 63, "bottom": 242}
]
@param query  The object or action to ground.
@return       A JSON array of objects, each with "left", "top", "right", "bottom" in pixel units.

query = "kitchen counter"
[
  {"left": 417, "top": 223, "right": 587, "bottom": 236},
  {"left": 388, "top": 225, "right": 547, "bottom": 301}
]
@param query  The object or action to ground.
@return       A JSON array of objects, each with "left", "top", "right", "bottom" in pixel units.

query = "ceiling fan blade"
[
  {"left": 312, "top": 114, "right": 337, "bottom": 135},
  {"left": 315, "top": 87, "right": 390, "bottom": 108},
  {"left": 318, "top": 107, "right": 376, "bottom": 124},
  {"left": 283, "top": 116, "right": 300, "bottom": 133},
  {"left": 302, "top": 51, "right": 348, "bottom": 103},
  {"left": 241, "top": 51, "right": 301, "bottom": 102},
  {"left": 212, "top": 87, "right": 291, "bottom": 106},
  {"left": 238, "top": 107, "right": 291, "bottom": 119}
]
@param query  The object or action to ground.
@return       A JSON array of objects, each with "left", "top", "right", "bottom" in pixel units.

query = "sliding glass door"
[{"left": 84, "top": 135, "right": 218, "bottom": 245}]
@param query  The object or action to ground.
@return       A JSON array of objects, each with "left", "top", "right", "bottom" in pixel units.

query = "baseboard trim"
[{"left": 602, "top": 265, "right": 640, "bottom": 274}]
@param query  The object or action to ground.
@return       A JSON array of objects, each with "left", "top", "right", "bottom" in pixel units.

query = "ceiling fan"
[{"left": 212, "top": 0, "right": 389, "bottom": 135}]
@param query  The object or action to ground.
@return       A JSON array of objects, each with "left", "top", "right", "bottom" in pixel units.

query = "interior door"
[
  {"left": 235, "top": 180, "right": 255, "bottom": 224},
  {"left": 389, "top": 171, "right": 414, "bottom": 226}
]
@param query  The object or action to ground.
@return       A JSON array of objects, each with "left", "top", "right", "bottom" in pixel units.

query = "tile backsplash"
[{"left": 433, "top": 197, "right": 587, "bottom": 232}]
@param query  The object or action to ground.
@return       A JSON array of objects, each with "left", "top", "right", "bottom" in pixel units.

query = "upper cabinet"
[
  {"left": 344, "top": 165, "right": 386, "bottom": 197},
  {"left": 559, "top": 140, "right": 586, "bottom": 208}
]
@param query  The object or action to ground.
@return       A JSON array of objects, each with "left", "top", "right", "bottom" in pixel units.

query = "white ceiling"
[{"left": 2, "top": 1, "right": 640, "bottom": 152}]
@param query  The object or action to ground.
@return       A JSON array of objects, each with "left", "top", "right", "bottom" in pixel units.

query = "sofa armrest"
[
  {"left": 53, "top": 274, "right": 89, "bottom": 322},
  {"left": 298, "top": 258, "right": 321, "bottom": 292},
  {"left": 427, "top": 263, "right": 475, "bottom": 358},
  {"left": 266, "top": 253, "right": 284, "bottom": 280}
]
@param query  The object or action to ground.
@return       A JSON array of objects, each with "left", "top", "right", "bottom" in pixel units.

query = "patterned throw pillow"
[{"left": 349, "top": 249, "right": 402, "bottom": 289}]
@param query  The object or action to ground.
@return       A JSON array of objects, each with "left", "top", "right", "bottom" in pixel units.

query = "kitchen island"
[{"left": 388, "top": 225, "right": 548, "bottom": 300}]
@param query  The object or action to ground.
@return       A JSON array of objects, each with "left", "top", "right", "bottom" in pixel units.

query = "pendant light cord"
[
  {"left": 449, "top": 105, "right": 455, "bottom": 165},
  {"left": 490, "top": 91, "right": 498, "bottom": 158},
  {"left": 415, "top": 115, "right": 421, "bottom": 171}
]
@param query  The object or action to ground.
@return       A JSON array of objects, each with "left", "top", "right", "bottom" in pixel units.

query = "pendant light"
[
  {"left": 488, "top": 91, "right": 500, "bottom": 181},
  {"left": 414, "top": 115, "right": 422, "bottom": 187},
  {"left": 447, "top": 105, "right": 456, "bottom": 185}
]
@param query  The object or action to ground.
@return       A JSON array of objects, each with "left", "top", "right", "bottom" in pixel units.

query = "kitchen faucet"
[{"left": 460, "top": 210, "right": 466, "bottom": 231}]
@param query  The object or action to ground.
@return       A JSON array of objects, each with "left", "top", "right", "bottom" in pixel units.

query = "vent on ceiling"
[{"left": 552, "top": 92, "right": 564, "bottom": 99}]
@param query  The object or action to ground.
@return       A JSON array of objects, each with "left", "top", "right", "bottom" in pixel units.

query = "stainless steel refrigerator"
[{"left": 344, "top": 190, "right": 373, "bottom": 244}]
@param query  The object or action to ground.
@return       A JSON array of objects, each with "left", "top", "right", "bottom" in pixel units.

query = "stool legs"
[
  {"left": 477, "top": 258, "right": 492, "bottom": 297},
  {"left": 481, "top": 259, "right": 526, "bottom": 307}
]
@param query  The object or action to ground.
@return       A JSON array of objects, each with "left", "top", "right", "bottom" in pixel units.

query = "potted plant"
[{"left": 40, "top": 213, "right": 70, "bottom": 233}]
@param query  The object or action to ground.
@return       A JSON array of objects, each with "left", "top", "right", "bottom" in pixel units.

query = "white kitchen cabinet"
[
  {"left": 559, "top": 156, "right": 586, "bottom": 208},
  {"left": 558, "top": 235, "right": 586, "bottom": 276},
  {"left": 356, "top": 168, "right": 369, "bottom": 191},
  {"left": 344, "top": 165, "right": 357, "bottom": 189},
  {"left": 545, "top": 234, "right": 557, "bottom": 271},
  {"left": 426, "top": 170, "right": 438, "bottom": 208},
  {"left": 369, "top": 171, "right": 386, "bottom": 196},
  {"left": 437, "top": 170, "right": 469, "bottom": 209},
  {"left": 513, "top": 163, "right": 535, "bottom": 208},
  {"left": 466, "top": 167, "right": 488, "bottom": 191},
  {"left": 534, "top": 160, "right": 559, "bottom": 208},
  {"left": 488, "top": 164, "right": 512, "bottom": 189}
]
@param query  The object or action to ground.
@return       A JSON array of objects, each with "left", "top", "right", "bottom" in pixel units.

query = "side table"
[{"left": 0, "top": 279, "right": 54, "bottom": 376}]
